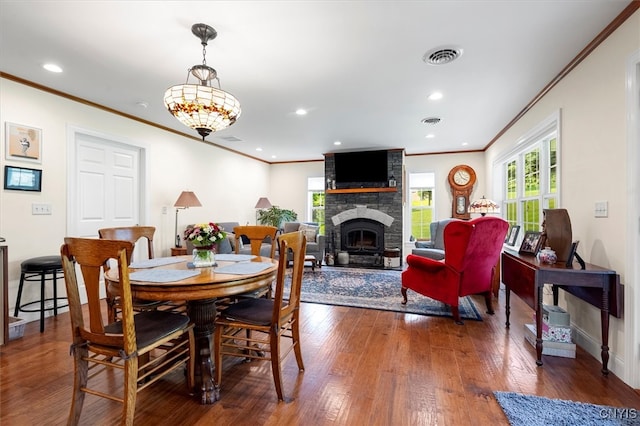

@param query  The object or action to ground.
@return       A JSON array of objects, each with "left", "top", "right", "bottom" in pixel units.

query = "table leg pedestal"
[{"left": 187, "top": 298, "right": 220, "bottom": 404}]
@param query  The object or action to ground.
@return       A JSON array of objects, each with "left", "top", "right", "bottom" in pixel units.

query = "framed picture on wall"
[
  {"left": 519, "top": 231, "right": 542, "bottom": 255},
  {"left": 5, "top": 122, "right": 42, "bottom": 163},
  {"left": 3, "top": 165, "right": 42, "bottom": 192}
]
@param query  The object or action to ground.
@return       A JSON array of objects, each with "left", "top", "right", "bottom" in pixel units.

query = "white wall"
[
  {"left": 485, "top": 10, "right": 640, "bottom": 385},
  {"left": 404, "top": 151, "right": 486, "bottom": 221},
  {"left": 269, "top": 161, "right": 324, "bottom": 222},
  {"left": 0, "top": 78, "right": 269, "bottom": 323}
]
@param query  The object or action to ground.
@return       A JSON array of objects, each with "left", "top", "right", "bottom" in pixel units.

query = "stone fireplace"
[{"left": 324, "top": 149, "right": 403, "bottom": 267}]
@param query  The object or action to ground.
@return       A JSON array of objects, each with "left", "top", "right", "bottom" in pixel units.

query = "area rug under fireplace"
[{"left": 290, "top": 266, "right": 482, "bottom": 320}]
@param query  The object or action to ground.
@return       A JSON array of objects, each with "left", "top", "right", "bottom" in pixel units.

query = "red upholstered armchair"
[{"left": 401, "top": 216, "right": 509, "bottom": 324}]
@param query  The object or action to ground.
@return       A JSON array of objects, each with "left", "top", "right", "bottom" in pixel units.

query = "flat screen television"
[
  {"left": 3, "top": 165, "right": 42, "bottom": 192},
  {"left": 334, "top": 150, "right": 388, "bottom": 184}
]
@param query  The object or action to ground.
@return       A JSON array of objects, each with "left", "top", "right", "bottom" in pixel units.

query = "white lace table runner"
[
  {"left": 215, "top": 254, "right": 257, "bottom": 262},
  {"left": 129, "top": 257, "right": 184, "bottom": 269},
  {"left": 129, "top": 269, "right": 200, "bottom": 283},
  {"left": 214, "top": 262, "right": 273, "bottom": 275}
]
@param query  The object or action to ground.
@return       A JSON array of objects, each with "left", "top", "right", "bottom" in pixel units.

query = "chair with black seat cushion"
[
  {"left": 98, "top": 226, "right": 179, "bottom": 322},
  {"left": 214, "top": 230, "right": 306, "bottom": 401},
  {"left": 14, "top": 255, "right": 68, "bottom": 333},
  {"left": 60, "top": 237, "right": 195, "bottom": 426}
]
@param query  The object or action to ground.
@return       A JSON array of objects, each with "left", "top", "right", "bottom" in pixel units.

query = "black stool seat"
[
  {"left": 22, "top": 256, "right": 63, "bottom": 272},
  {"left": 14, "top": 255, "right": 67, "bottom": 333}
]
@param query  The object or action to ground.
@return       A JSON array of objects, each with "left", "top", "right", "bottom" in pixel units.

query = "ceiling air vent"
[
  {"left": 421, "top": 117, "right": 441, "bottom": 125},
  {"left": 219, "top": 135, "right": 243, "bottom": 142},
  {"left": 423, "top": 47, "right": 463, "bottom": 65}
]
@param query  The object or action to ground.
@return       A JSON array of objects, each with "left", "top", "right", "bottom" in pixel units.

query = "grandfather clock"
[{"left": 447, "top": 164, "right": 476, "bottom": 220}]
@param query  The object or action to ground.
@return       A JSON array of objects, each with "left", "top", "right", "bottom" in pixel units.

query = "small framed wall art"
[
  {"left": 5, "top": 122, "right": 42, "bottom": 163},
  {"left": 3, "top": 165, "right": 42, "bottom": 192}
]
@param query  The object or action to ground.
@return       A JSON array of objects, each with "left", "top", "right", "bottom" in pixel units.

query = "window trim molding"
[{"left": 493, "top": 110, "right": 561, "bottom": 238}]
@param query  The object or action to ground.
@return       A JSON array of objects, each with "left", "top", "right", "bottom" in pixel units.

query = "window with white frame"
[
  {"left": 408, "top": 172, "right": 435, "bottom": 240},
  {"left": 500, "top": 112, "right": 560, "bottom": 235},
  {"left": 307, "top": 177, "right": 325, "bottom": 235}
]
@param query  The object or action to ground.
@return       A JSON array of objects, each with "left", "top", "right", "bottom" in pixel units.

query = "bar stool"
[{"left": 14, "top": 255, "right": 67, "bottom": 332}]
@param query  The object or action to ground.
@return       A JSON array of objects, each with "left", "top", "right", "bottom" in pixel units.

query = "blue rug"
[
  {"left": 293, "top": 266, "right": 482, "bottom": 320},
  {"left": 494, "top": 391, "right": 639, "bottom": 426}
]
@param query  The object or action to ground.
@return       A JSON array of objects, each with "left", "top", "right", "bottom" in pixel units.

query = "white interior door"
[
  {"left": 67, "top": 128, "right": 146, "bottom": 300},
  {"left": 72, "top": 133, "right": 141, "bottom": 237},
  {"left": 626, "top": 50, "right": 640, "bottom": 389}
]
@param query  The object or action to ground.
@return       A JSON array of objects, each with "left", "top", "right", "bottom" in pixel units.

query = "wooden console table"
[{"left": 501, "top": 249, "right": 622, "bottom": 374}]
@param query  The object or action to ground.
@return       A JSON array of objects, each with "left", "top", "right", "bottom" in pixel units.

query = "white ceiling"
[{"left": 0, "top": 1, "right": 632, "bottom": 163}]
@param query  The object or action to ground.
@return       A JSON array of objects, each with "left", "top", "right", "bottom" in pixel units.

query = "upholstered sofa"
[
  {"left": 282, "top": 222, "right": 325, "bottom": 268},
  {"left": 411, "top": 218, "right": 459, "bottom": 260}
]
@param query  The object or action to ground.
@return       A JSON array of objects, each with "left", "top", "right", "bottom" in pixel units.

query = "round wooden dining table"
[{"left": 104, "top": 255, "right": 278, "bottom": 404}]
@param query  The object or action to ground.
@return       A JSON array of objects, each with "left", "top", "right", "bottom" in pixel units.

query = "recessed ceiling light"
[
  {"left": 136, "top": 101, "right": 149, "bottom": 109},
  {"left": 271, "top": 155, "right": 277, "bottom": 159},
  {"left": 425, "top": 134, "right": 435, "bottom": 139},
  {"left": 428, "top": 92, "right": 443, "bottom": 101},
  {"left": 334, "top": 140, "right": 342, "bottom": 146},
  {"left": 462, "top": 142, "right": 469, "bottom": 146},
  {"left": 295, "top": 109, "right": 307, "bottom": 116},
  {"left": 256, "top": 147, "right": 263, "bottom": 152},
  {"left": 43, "top": 63, "right": 63, "bottom": 73}
]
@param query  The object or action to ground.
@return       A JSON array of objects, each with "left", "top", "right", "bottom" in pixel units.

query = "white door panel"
[
  {"left": 73, "top": 133, "right": 141, "bottom": 238},
  {"left": 67, "top": 128, "right": 146, "bottom": 302}
]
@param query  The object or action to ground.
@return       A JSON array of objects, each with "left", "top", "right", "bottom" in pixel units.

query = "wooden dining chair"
[
  {"left": 233, "top": 225, "right": 278, "bottom": 298},
  {"left": 98, "top": 226, "right": 179, "bottom": 322},
  {"left": 60, "top": 237, "right": 195, "bottom": 426},
  {"left": 214, "top": 230, "right": 306, "bottom": 401},
  {"left": 232, "top": 225, "right": 278, "bottom": 258}
]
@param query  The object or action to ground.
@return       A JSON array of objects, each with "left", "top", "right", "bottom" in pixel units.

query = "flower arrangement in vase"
[{"left": 184, "top": 222, "right": 226, "bottom": 267}]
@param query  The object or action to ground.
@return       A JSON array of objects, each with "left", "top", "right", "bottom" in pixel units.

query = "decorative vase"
[
  {"left": 325, "top": 253, "right": 334, "bottom": 266},
  {"left": 192, "top": 245, "right": 216, "bottom": 267},
  {"left": 537, "top": 247, "right": 557, "bottom": 264}
]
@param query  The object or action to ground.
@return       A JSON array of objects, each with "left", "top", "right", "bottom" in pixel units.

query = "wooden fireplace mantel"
[{"left": 326, "top": 187, "right": 397, "bottom": 194}]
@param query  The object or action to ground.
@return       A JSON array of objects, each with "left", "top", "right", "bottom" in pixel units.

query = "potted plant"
[{"left": 257, "top": 206, "right": 298, "bottom": 229}]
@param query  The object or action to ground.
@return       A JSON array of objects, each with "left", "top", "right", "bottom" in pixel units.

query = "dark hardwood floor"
[{"left": 2, "top": 288, "right": 639, "bottom": 425}]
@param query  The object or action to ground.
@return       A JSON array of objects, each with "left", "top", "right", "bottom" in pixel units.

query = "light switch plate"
[
  {"left": 594, "top": 201, "right": 608, "bottom": 218},
  {"left": 32, "top": 203, "right": 52, "bottom": 215}
]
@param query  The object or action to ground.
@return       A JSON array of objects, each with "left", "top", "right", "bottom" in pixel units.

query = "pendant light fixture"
[{"left": 164, "top": 23, "right": 241, "bottom": 140}]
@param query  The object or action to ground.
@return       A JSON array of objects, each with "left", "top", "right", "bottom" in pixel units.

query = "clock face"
[
  {"left": 448, "top": 165, "right": 476, "bottom": 190},
  {"left": 454, "top": 170, "right": 471, "bottom": 186}
]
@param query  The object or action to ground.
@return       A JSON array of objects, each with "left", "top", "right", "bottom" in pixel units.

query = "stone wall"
[{"left": 324, "top": 149, "right": 403, "bottom": 267}]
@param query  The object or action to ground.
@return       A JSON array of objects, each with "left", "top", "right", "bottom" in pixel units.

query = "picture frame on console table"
[
  {"left": 505, "top": 225, "right": 520, "bottom": 246},
  {"left": 565, "top": 241, "right": 585, "bottom": 269},
  {"left": 519, "top": 231, "right": 542, "bottom": 255}
]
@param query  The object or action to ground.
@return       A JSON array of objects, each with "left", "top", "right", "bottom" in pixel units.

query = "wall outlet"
[
  {"left": 32, "top": 203, "right": 52, "bottom": 215},
  {"left": 162, "top": 206, "right": 168, "bottom": 214}
]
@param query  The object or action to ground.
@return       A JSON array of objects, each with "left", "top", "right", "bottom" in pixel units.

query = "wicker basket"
[{"left": 8, "top": 316, "right": 26, "bottom": 340}]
